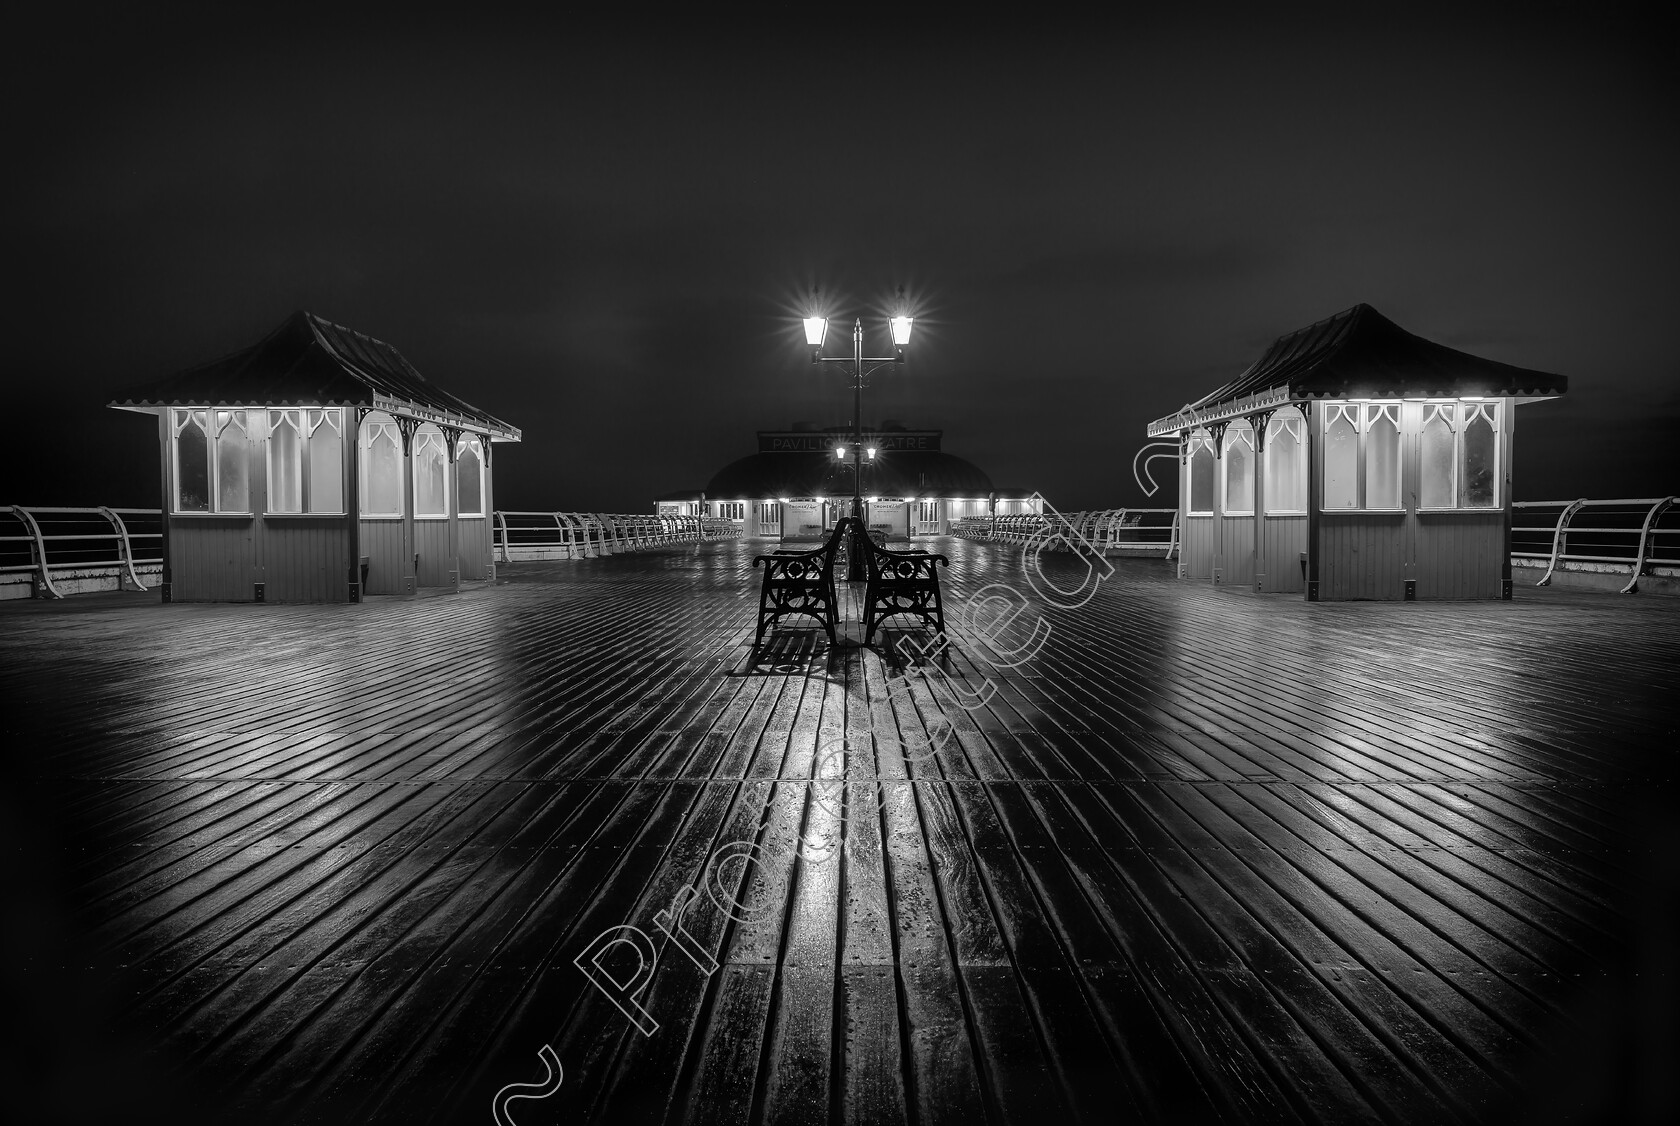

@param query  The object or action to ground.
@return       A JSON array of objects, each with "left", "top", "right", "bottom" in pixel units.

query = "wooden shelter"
[
  {"left": 1147, "top": 304, "right": 1565, "bottom": 600},
  {"left": 110, "top": 311, "right": 520, "bottom": 602}
]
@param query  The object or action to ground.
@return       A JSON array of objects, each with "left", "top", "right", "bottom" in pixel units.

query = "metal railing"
[
  {"left": 1512, "top": 496, "right": 1678, "bottom": 593},
  {"left": 9, "top": 497, "right": 1673, "bottom": 598},
  {"left": 951, "top": 508, "right": 1180, "bottom": 559},
  {"left": 1, "top": 506, "right": 162, "bottom": 599},
  {"left": 493, "top": 512, "right": 742, "bottom": 562}
]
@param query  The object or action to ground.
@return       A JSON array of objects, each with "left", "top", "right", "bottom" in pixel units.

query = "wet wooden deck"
[{"left": 3, "top": 539, "right": 1675, "bottom": 1125}]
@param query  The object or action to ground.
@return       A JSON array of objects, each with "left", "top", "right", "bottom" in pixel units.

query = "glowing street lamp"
[
  {"left": 804, "top": 316, "right": 829, "bottom": 363},
  {"left": 803, "top": 291, "right": 914, "bottom": 578}
]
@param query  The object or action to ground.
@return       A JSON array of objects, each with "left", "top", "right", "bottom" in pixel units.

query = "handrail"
[
  {"left": 10, "top": 505, "right": 61, "bottom": 598},
  {"left": 9, "top": 499, "right": 1671, "bottom": 597},
  {"left": 950, "top": 507, "right": 1177, "bottom": 555},
  {"left": 1534, "top": 498, "right": 1587, "bottom": 587},
  {"left": 495, "top": 510, "right": 513, "bottom": 565},
  {"left": 3, "top": 505, "right": 166, "bottom": 598},
  {"left": 488, "top": 511, "right": 737, "bottom": 561},
  {"left": 1620, "top": 496, "right": 1674, "bottom": 594},
  {"left": 97, "top": 506, "right": 150, "bottom": 591},
  {"left": 1513, "top": 496, "right": 1678, "bottom": 592}
]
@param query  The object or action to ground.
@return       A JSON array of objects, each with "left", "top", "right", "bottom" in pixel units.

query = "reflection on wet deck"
[{"left": 3, "top": 538, "right": 1675, "bottom": 1125}]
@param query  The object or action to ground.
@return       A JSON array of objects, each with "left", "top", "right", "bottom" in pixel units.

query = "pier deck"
[{"left": 3, "top": 539, "right": 1675, "bottom": 1125}]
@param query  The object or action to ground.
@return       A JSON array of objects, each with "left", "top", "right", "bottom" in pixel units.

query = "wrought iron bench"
[
  {"left": 859, "top": 530, "right": 948, "bottom": 645},
  {"left": 751, "top": 522, "right": 846, "bottom": 652}
]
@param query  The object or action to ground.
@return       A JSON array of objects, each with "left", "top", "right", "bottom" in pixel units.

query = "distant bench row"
[
  {"left": 494, "top": 512, "right": 742, "bottom": 561},
  {"left": 949, "top": 508, "right": 1181, "bottom": 555}
]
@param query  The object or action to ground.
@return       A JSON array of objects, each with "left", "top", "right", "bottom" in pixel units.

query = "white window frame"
[
  {"left": 455, "top": 433, "right": 486, "bottom": 517},
  {"left": 1186, "top": 430, "right": 1216, "bottom": 516},
  {"left": 359, "top": 411, "right": 405, "bottom": 520},
  {"left": 1361, "top": 403, "right": 1404, "bottom": 512},
  {"left": 1459, "top": 400, "right": 1502, "bottom": 510},
  {"left": 1220, "top": 421, "right": 1256, "bottom": 515},
  {"left": 1263, "top": 408, "right": 1307, "bottom": 514},
  {"left": 267, "top": 409, "right": 304, "bottom": 514},
  {"left": 170, "top": 408, "right": 252, "bottom": 515},
  {"left": 1419, "top": 399, "right": 1502, "bottom": 512},
  {"left": 266, "top": 407, "right": 346, "bottom": 516},
  {"left": 1320, "top": 400, "right": 1404, "bottom": 513},
  {"left": 412, "top": 423, "right": 450, "bottom": 520}
]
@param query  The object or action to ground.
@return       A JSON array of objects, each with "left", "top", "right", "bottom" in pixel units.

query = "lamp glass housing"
[
  {"left": 890, "top": 316, "right": 914, "bottom": 346},
  {"left": 803, "top": 316, "right": 828, "bottom": 347}
]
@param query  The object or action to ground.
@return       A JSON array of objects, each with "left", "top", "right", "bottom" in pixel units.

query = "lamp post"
[{"left": 803, "top": 302, "right": 914, "bottom": 578}]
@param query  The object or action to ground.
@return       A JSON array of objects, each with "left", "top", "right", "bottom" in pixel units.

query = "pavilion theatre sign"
[{"left": 758, "top": 430, "right": 942, "bottom": 453}]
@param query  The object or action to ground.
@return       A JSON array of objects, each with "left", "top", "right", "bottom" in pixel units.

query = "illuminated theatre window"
[
  {"left": 918, "top": 500, "right": 939, "bottom": 523},
  {"left": 1187, "top": 430, "right": 1215, "bottom": 515},
  {"left": 757, "top": 501, "right": 780, "bottom": 528},
  {"left": 413, "top": 424, "right": 449, "bottom": 518},
  {"left": 1264, "top": 408, "right": 1307, "bottom": 513},
  {"left": 1322, "top": 402, "right": 1402, "bottom": 511},
  {"left": 171, "top": 409, "right": 251, "bottom": 514},
  {"left": 267, "top": 408, "right": 345, "bottom": 514},
  {"left": 359, "top": 412, "right": 404, "bottom": 518},
  {"left": 718, "top": 501, "right": 745, "bottom": 520},
  {"left": 1221, "top": 421, "right": 1255, "bottom": 515},
  {"left": 456, "top": 434, "right": 485, "bottom": 517},
  {"left": 1422, "top": 400, "right": 1501, "bottom": 509}
]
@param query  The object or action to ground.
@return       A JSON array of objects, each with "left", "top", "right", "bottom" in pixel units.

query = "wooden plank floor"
[{"left": 2, "top": 539, "right": 1675, "bottom": 1126}]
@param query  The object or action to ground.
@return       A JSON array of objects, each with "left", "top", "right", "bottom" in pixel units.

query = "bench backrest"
[
  {"left": 859, "top": 529, "right": 948, "bottom": 582},
  {"left": 755, "top": 520, "right": 849, "bottom": 584}
]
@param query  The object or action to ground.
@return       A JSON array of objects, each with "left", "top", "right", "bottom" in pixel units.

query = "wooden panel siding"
[
  {"left": 458, "top": 517, "right": 491, "bottom": 580},
  {"left": 1415, "top": 512, "right": 1505, "bottom": 600},
  {"left": 1216, "top": 514, "right": 1254, "bottom": 586},
  {"left": 360, "top": 519, "right": 406, "bottom": 595},
  {"left": 3, "top": 539, "right": 1673, "bottom": 1125},
  {"left": 168, "top": 516, "right": 258, "bottom": 601},
  {"left": 1182, "top": 515, "right": 1215, "bottom": 579},
  {"left": 1260, "top": 514, "right": 1307, "bottom": 593},
  {"left": 415, "top": 520, "right": 453, "bottom": 587},
  {"left": 1317, "top": 512, "right": 1405, "bottom": 600},
  {"left": 259, "top": 518, "right": 350, "bottom": 602}
]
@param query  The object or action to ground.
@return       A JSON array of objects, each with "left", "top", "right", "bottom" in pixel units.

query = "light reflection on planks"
[{"left": 2, "top": 538, "right": 1675, "bottom": 1126}]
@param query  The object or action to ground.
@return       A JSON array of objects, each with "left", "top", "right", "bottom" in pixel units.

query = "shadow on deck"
[{"left": 2, "top": 539, "right": 1675, "bottom": 1125}]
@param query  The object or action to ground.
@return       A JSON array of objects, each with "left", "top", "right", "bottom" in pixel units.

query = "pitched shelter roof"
[
  {"left": 1147, "top": 303, "right": 1566, "bottom": 436},
  {"left": 108, "top": 311, "right": 520, "bottom": 440}
]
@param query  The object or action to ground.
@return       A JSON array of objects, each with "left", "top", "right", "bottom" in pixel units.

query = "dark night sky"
[{"left": 5, "top": 6, "right": 1675, "bottom": 513}]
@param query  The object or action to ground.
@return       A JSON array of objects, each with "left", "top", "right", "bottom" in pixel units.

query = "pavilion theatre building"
[
  {"left": 110, "top": 311, "right": 520, "bottom": 602},
  {"left": 1147, "top": 303, "right": 1565, "bottom": 601},
  {"left": 657, "top": 424, "right": 1037, "bottom": 539}
]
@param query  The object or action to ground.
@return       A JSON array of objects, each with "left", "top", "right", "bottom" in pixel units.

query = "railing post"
[
  {"left": 1620, "top": 496, "right": 1676, "bottom": 594},
  {"left": 1537, "top": 498, "right": 1587, "bottom": 587},
  {"left": 495, "top": 510, "right": 513, "bottom": 564},
  {"left": 97, "top": 506, "right": 149, "bottom": 591},
  {"left": 11, "top": 506, "right": 62, "bottom": 599}
]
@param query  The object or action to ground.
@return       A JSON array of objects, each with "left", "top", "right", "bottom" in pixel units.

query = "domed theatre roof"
[{"left": 704, "top": 450, "right": 993, "bottom": 499}]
